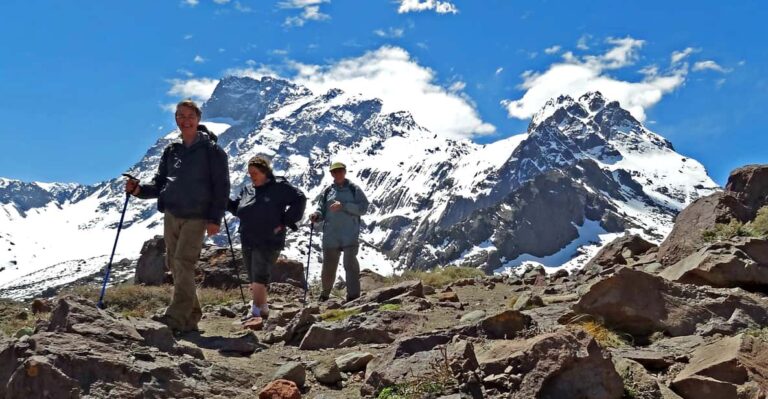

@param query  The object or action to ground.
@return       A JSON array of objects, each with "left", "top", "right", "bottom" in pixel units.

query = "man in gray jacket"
[{"left": 310, "top": 162, "right": 369, "bottom": 302}]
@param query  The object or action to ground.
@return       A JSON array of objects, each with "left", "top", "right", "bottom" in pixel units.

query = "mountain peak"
[{"left": 203, "top": 76, "right": 312, "bottom": 124}]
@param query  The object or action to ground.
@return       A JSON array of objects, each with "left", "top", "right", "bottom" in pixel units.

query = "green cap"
[{"left": 330, "top": 162, "right": 347, "bottom": 171}]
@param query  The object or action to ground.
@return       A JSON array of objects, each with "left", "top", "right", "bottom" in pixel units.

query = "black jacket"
[
  {"left": 228, "top": 177, "right": 307, "bottom": 250},
  {"left": 137, "top": 125, "right": 230, "bottom": 224}
]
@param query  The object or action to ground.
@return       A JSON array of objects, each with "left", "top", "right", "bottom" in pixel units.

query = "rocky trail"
[{"left": 1, "top": 164, "right": 768, "bottom": 399}]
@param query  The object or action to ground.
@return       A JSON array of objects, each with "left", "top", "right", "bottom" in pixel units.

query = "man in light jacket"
[{"left": 310, "top": 162, "right": 369, "bottom": 302}]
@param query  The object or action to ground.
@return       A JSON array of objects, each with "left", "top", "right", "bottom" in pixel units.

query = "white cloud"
[
  {"left": 544, "top": 45, "right": 561, "bottom": 55},
  {"left": 495, "top": 67, "right": 504, "bottom": 75},
  {"left": 693, "top": 60, "right": 731, "bottom": 73},
  {"left": 233, "top": 1, "right": 252, "bottom": 12},
  {"left": 397, "top": 0, "right": 458, "bottom": 14},
  {"left": 167, "top": 78, "right": 219, "bottom": 102},
  {"left": 193, "top": 55, "right": 206, "bottom": 63},
  {"left": 576, "top": 34, "right": 591, "bottom": 50},
  {"left": 292, "top": 46, "right": 494, "bottom": 138},
  {"left": 224, "top": 65, "right": 281, "bottom": 80},
  {"left": 448, "top": 81, "right": 466, "bottom": 92},
  {"left": 374, "top": 27, "right": 405, "bottom": 38},
  {"left": 272, "top": 49, "right": 290, "bottom": 56},
  {"left": 177, "top": 69, "right": 195, "bottom": 77},
  {"left": 280, "top": 0, "right": 330, "bottom": 27},
  {"left": 183, "top": 34, "right": 194, "bottom": 40},
  {"left": 501, "top": 36, "right": 687, "bottom": 123},
  {"left": 182, "top": 0, "right": 199, "bottom": 6},
  {"left": 671, "top": 47, "right": 698, "bottom": 64},
  {"left": 213, "top": 0, "right": 230, "bottom": 3}
]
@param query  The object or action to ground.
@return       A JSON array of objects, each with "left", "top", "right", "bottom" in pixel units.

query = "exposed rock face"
[
  {"left": 0, "top": 297, "right": 252, "bottom": 398},
  {"left": 571, "top": 268, "right": 768, "bottom": 338},
  {"left": 475, "top": 330, "right": 623, "bottom": 399},
  {"left": 725, "top": 164, "right": 768, "bottom": 218},
  {"left": 299, "top": 311, "right": 426, "bottom": 350},
  {"left": 658, "top": 192, "right": 750, "bottom": 266},
  {"left": 671, "top": 334, "right": 768, "bottom": 399},
  {"left": 583, "top": 234, "right": 657, "bottom": 275},
  {"left": 660, "top": 237, "right": 768, "bottom": 290}
]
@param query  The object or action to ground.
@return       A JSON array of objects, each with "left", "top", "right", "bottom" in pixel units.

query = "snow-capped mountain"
[{"left": 0, "top": 76, "right": 719, "bottom": 298}]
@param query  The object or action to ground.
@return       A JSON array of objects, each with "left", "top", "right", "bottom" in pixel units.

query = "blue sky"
[{"left": 0, "top": 0, "right": 765, "bottom": 185}]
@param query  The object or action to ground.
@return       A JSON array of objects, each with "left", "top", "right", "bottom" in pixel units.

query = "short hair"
[
  {"left": 248, "top": 156, "right": 273, "bottom": 176},
  {"left": 176, "top": 99, "right": 202, "bottom": 118}
]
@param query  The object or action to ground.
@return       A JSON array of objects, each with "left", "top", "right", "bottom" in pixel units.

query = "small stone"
[
  {"left": 335, "top": 352, "right": 374, "bottom": 373},
  {"left": 218, "top": 307, "right": 237, "bottom": 318},
  {"left": 243, "top": 317, "right": 265, "bottom": 331},
  {"left": 273, "top": 362, "right": 306, "bottom": 387},
  {"left": 259, "top": 379, "right": 301, "bottom": 399},
  {"left": 460, "top": 310, "right": 486, "bottom": 325},
  {"left": 312, "top": 360, "right": 342, "bottom": 385},
  {"left": 437, "top": 291, "right": 460, "bottom": 303}
]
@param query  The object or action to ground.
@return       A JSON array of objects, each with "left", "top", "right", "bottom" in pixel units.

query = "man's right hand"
[{"left": 125, "top": 179, "right": 140, "bottom": 196}]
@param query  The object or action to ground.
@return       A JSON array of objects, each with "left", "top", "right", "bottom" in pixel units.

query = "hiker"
[
  {"left": 309, "top": 162, "right": 370, "bottom": 302},
  {"left": 227, "top": 156, "right": 306, "bottom": 320},
  {"left": 125, "top": 99, "right": 230, "bottom": 333}
]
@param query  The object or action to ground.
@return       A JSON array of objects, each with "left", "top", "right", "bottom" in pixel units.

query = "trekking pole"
[
  {"left": 97, "top": 174, "right": 134, "bottom": 309},
  {"left": 304, "top": 222, "right": 314, "bottom": 304},
  {"left": 224, "top": 217, "right": 247, "bottom": 305}
]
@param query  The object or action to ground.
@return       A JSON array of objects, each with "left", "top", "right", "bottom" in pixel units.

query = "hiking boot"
[{"left": 318, "top": 293, "right": 330, "bottom": 302}]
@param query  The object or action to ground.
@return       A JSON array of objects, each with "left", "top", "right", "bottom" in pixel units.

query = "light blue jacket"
[{"left": 315, "top": 180, "right": 369, "bottom": 249}]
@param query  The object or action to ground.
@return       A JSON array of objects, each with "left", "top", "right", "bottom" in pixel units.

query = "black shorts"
[{"left": 242, "top": 246, "right": 280, "bottom": 285}]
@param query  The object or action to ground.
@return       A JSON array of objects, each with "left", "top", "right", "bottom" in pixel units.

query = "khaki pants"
[
  {"left": 321, "top": 245, "right": 360, "bottom": 300},
  {"left": 163, "top": 213, "right": 205, "bottom": 331}
]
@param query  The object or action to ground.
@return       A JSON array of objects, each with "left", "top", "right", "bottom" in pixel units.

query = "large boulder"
[
  {"left": 660, "top": 237, "right": 768, "bottom": 290},
  {"left": 361, "top": 337, "right": 481, "bottom": 397},
  {"left": 135, "top": 235, "right": 168, "bottom": 285},
  {"left": 474, "top": 330, "right": 624, "bottom": 399},
  {"left": 658, "top": 192, "right": 750, "bottom": 267},
  {"left": 671, "top": 333, "right": 768, "bottom": 399},
  {"left": 570, "top": 268, "right": 768, "bottom": 338},
  {"left": 725, "top": 164, "right": 768, "bottom": 217}
]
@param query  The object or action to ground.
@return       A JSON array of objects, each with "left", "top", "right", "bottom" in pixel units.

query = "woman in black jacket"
[{"left": 228, "top": 156, "right": 306, "bottom": 320}]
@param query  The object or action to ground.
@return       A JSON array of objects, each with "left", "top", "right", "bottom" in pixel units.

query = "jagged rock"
[
  {"left": 437, "top": 291, "right": 460, "bottom": 302},
  {"left": 511, "top": 293, "right": 545, "bottom": 311},
  {"left": 660, "top": 237, "right": 768, "bottom": 289},
  {"left": 259, "top": 379, "right": 301, "bottom": 399},
  {"left": 359, "top": 269, "right": 388, "bottom": 292},
  {"left": 610, "top": 347, "right": 675, "bottom": 371},
  {"left": 671, "top": 333, "right": 768, "bottom": 399},
  {"left": 312, "top": 360, "right": 342, "bottom": 385},
  {"left": 47, "top": 297, "right": 144, "bottom": 344},
  {"left": 135, "top": 235, "right": 167, "bottom": 286},
  {"left": 273, "top": 362, "right": 306, "bottom": 387},
  {"left": 523, "top": 265, "right": 546, "bottom": 284},
  {"left": 570, "top": 268, "right": 768, "bottom": 338},
  {"left": 280, "top": 308, "right": 318, "bottom": 346},
  {"left": 725, "top": 164, "right": 768, "bottom": 217},
  {"left": 361, "top": 338, "right": 481, "bottom": 397},
  {"left": 214, "top": 331, "right": 260, "bottom": 355},
  {"left": 658, "top": 192, "right": 751, "bottom": 267},
  {"left": 460, "top": 310, "right": 535, "bottom": 339},
  {"left": 583, "top": 234, "right": 657, "bottom": 276},
  {"left": 335, "top": 351, "right": 374, "bottom": 373},
  {"left": 343, "top": 280, "right": 423, "bottom": 308},
  {"left": 474, "top": 330, "right": 623, "bottom": 399},
  {"left": 612, "top": 357, "right": 666, "bottom": 399},
  {"left": 299, "top": 311, "right": 426, "bottom": 350},
  {"left": 459, "top": 310, "right": 486, "bottom": 325}
]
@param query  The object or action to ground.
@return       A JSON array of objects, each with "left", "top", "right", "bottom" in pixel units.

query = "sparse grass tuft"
[
  {"left": 375, "top": 345, "right": 456, "bottom": 399},
  {"left": 701, "top": 219, "right": 750, "bottom": 242},
  {"left": 378, "top": 304, "right": 402, "bottom": 312},
  {"left": 319, "top": 308, "right": 361, "bottom": 322},
  {"left": 0, "top": 299, "right": 46, "bottom": 337},
  {"left": 745, "top": 327, "right": 768, "bottom": 341},
  {"left": 506, "top": 294, "right": 520, "bottom": 309},
  {"left": 567, "top": 316, "right": 631, "bottom": 348}
]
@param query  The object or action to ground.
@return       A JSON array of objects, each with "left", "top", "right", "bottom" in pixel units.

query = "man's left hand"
[{"left": 206, "top": 223, "right": 220, "bottom": 236}]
